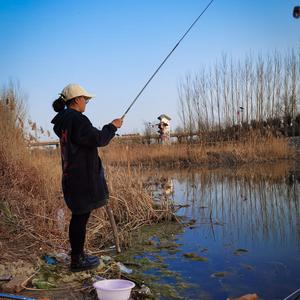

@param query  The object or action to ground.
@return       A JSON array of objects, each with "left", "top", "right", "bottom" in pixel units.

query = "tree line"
[{"left": 178, "top": 50, "right": 300, "bottom": 140}]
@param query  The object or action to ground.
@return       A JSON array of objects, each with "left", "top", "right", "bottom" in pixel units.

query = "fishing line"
[{"left": 121, "top": 0, "right": 215, "bottom": 119}]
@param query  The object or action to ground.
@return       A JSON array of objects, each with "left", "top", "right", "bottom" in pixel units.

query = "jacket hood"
[{"left": 51, "top": 108, "right": 77, "bottom": 138}]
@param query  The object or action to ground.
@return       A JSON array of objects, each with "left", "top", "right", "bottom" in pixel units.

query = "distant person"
[{"left": 51, "top": 84, "right": 123, "bottom": 272}]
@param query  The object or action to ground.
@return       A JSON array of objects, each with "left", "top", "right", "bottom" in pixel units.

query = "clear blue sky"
[{"left": 1, "top": 0, "right": 299, "bottom": 137}]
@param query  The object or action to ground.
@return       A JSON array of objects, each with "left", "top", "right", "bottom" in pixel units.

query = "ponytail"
[{"left": 52, "top": 95, "right": 66, "bottom": 112}]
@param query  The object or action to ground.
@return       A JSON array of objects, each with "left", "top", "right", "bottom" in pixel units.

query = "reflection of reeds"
[
  {"left": 157, "top": 165, "right": 300, "bottom": 248},
  {"left": 0, "top": 87, "right": 173, "bottom": 256}
]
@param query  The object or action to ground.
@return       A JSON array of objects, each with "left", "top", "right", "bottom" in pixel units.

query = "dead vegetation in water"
[{"left": 0, "top": 86, "right": 174, "bottom": 263}]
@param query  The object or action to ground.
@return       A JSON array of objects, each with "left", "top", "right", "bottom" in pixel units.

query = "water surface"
[{"left": 134, "top": 163, "right": 300, "bottom": 299}]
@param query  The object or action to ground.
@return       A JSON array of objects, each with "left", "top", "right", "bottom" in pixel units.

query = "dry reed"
[
  {"left": 0, "top": 87, "right": 173, "bottom": 260},
  {"left": 101, "top": 132, "right": 295, "bottom": 168}
]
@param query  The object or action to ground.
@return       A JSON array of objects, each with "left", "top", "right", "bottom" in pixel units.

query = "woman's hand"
[{"left": 111, "top": 118, "right": 123, "bottom": 129}]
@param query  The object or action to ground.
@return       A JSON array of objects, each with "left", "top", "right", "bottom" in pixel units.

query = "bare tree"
[{"left": 177, "top": 49, "right": 300, "bottom": 139}]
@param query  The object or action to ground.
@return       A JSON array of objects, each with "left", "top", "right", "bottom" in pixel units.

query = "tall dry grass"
[
  {"left": 101, "top": 133, "right": 295, "bottom": 168},
  {"left": 0, "top": 87, "right": 173, "bottom": 259}
]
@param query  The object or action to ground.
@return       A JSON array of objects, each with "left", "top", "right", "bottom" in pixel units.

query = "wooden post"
[{"left": 105, "top": 205, "right": 121, "bottom": 253}]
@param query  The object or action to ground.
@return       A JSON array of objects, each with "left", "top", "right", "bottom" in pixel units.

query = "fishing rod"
[{"left": 121, "top": 0, "right": 215, "bottom": 119}]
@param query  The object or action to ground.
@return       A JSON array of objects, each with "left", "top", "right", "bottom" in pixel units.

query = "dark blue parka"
[{"left": 51, "top": 108, "right": 117, "bottom": 215}]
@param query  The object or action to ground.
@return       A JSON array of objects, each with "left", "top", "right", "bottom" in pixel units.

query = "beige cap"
[{"left": 60, "top": 84, "right": 95, "bottom": 102}]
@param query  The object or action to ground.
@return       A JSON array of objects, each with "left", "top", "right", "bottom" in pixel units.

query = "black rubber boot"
[
  {"left": 81, "top": 253, "right": 100, "bottom": 262},
  {"left": 70, "top": 253, "right": 100, "bottom": 272}
]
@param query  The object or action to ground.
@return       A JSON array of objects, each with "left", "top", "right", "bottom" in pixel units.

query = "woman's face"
[{"left": 73, "top": 96, "right": 89, "bottom": 113}]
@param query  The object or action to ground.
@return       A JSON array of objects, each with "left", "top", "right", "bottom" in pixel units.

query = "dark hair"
[
  {"left": 52, "top": 96, "right": 66, "bottom": 112},
  {"left": 66, "top": 98, "right": 76, "bottom": 106},
  {"left": 52, "top": 96, "right": 77, "bottom": 112}
]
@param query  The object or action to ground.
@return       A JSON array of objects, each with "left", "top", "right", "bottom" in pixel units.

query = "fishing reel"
[{"left": 293, "top": 6, "right": 300, "bottom": 18}]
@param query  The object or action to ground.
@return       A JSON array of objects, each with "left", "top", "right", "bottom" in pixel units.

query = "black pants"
[{"left": 69, "top": 212, "right": 91, "bottom": 256}]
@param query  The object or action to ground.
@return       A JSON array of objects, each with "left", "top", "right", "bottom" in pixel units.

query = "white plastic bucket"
[{"left": 93, "top": 279, "right": 135, "bottom": 300}]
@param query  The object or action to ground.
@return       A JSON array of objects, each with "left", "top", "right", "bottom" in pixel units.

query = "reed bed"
[
  {"left": 101, "top": 133, "right": 295, "bottom": 168},
  {"left": 0, "top": 88, "right": 173, "bottom": 260}
]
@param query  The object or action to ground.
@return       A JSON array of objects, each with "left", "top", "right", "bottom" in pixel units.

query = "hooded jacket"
[{"left": 51, "top": 108, "right": 117, "bottom": 214}]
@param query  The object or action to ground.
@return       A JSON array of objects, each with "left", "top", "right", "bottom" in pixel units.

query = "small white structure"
[{"left": 157, "top": 114, "right": 171, "bottom": 144}]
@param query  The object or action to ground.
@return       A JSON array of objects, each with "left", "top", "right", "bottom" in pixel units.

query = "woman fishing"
[{"left": 51, "top": 83, "right": 123, "bottom": 272}]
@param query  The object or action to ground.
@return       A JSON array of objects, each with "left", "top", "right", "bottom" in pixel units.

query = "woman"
[{"left": 51, "top": 83, "right": 123, "bottom": 272}]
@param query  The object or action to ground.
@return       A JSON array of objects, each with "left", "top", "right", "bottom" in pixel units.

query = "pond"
[{"left": 124, "top": 162, "right": 300, "bottom": 300}]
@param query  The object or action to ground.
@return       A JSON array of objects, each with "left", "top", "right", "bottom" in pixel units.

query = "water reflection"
[
  {"left": 144, "top": 162, "right": 300, "bottom": 299},
  {"left": 150, "top": 162, "right": 300, "bottom": 249},
  {"left": 147, "top": 176, "right": 174, "bottom": 208}
]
